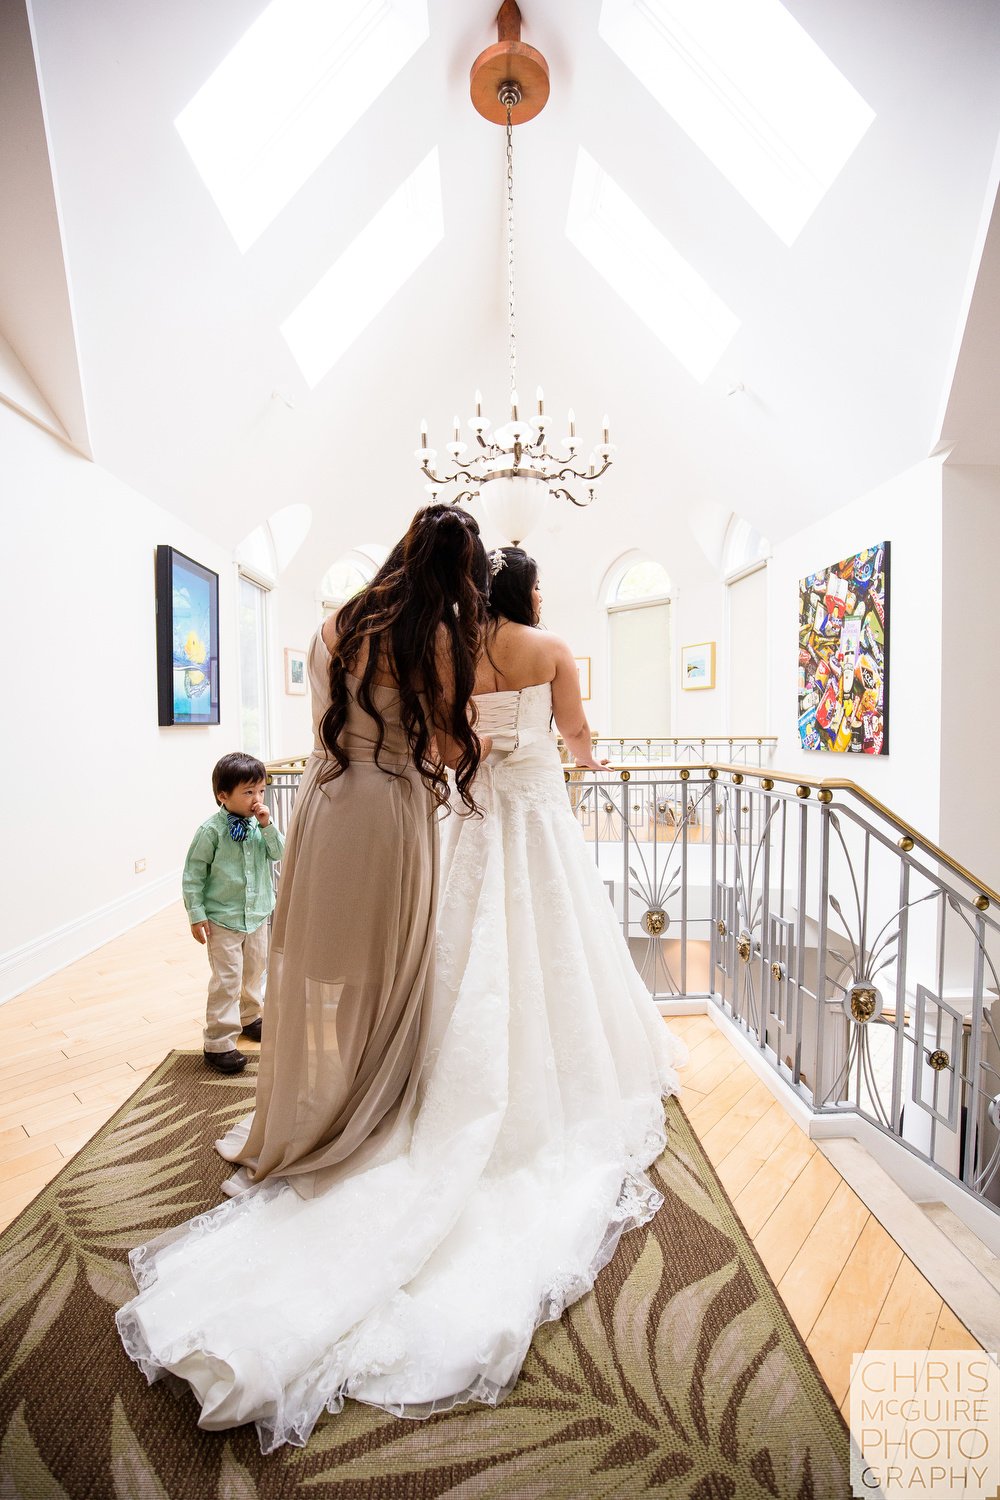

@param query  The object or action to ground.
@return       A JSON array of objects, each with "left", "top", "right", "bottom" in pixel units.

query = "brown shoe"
[
  {"left": 241, "top": 1018, "right": 263, "bottom": 1042},
  {"left": 204, "top": 1048, "right": 247, "bottom": 1074}
]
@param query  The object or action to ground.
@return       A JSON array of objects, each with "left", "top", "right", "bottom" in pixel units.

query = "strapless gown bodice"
[{"left": 472, "top": 681, "right": 553, "bottom": 751}]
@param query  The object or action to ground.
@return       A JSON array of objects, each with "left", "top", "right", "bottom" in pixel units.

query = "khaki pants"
[{"left": 203, "top": 921, "right": 268, "bottom": 1053}]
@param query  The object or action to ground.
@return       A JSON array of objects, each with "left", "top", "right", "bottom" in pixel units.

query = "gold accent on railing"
[
  {"left": 717, "top": 919, "right": 727, "bottom": 937},
  {"left": 265, "top": 757, "right": 309, "bottom": 779},
  {"left": 899, "top": 836, "right": 914, "bottom": 852},
  {"left": 737, "top": 932, "right": 752, "bottom": 963},
  {"left": 703, "top": 763, "right": 1000, "bottom": 909},
  {"left": 620, "top": 770, "right": 630, "bottom": 782},
  {"left": 269, "top": 751, "right": 1000, "bottom": 912},
  {"left": 928, "top": 1049, "right": 950, "bottom": 1072},
  {"left": 732, "top": 772, "right": 744, "bottom": 784},
  {"left": 771, "top": 961, "right": 783, "bottom": 982},
  {"left": 850, "top": 986, "right": 878, "bottom": 1022},
  {"left": 679, "top": 768, "right": 690, "bottom": 781},
  {"left": 817, "top": 788, "right": 833, "bottom": 804}
]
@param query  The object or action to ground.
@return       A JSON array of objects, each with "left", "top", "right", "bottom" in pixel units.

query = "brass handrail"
[
  {"left": 266, "top": 751, "right": 998, "bottom": 909},
  {"left": 567, "top": 760, "right": 999, "bottom": 910},
  {"left": 265, "top": 758, "right": 309, "bottom": 779}
]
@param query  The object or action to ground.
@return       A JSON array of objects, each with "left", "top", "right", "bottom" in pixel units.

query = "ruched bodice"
[{"left": 309, "top": 635, "right": 409, "bottom": 767}]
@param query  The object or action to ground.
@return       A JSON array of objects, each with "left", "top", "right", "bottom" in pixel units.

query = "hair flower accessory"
[{"left": 489, "top": 548, "right": 507, "bottom": 577}]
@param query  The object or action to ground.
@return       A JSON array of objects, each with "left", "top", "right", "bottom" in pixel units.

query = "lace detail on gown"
[{"left": 115, "top": 680, "right": 686, "bottom": 1452}]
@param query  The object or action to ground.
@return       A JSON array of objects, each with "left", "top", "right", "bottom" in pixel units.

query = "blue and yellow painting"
[{"left": 172, "top": 559, "right": 215, "bottom": 719}]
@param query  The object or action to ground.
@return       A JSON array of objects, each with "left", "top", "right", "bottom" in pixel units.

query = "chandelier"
[{"left": 416, "top": 2, "right": 614, "bottom": 546}]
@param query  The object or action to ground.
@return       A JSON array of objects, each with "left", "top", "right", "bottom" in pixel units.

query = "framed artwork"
[
  {"left": 284, "top": 647, "right": 307, "bottom": 696},
  {"left": 574, "top": 656, "right": 591, "bottom": 701},
  {"left": 681, "top": 641, "right": 716, "bottom": 691},
  {"left": 155, "top": 546, "right": 219, "bottom": 726},
  {"left": 797, "top": 540, "right": 889, "bottom": 755}
]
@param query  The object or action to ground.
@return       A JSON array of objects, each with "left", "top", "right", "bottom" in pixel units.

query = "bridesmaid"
[{"left": 219, "top": 504, "right": 490, "bottom": 1196}]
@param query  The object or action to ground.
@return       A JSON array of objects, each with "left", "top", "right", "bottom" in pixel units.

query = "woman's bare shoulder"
[{"left": 321, "top": 613, "right": 341, "bottom": 654}]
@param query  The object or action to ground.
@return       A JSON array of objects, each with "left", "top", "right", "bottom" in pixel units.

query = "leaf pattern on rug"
[
  {"left": 296, "top": 1194, "right": 844, "bottom": 1497},
  {"left": 0, "top": 1400, "right": 71, "bottom": 1500},
  {"left": 0, "top": 1064, "right": 251, "bottom": 1378},
  {"left": 218, "top": 1442, "right": 261, "bottom": 1500},
  {"left": 110, "top": 1396, "right": 171, "bottom": 1500},
  {"left": 0, "top": 1055, "right": 850, "bottom": 1499}
]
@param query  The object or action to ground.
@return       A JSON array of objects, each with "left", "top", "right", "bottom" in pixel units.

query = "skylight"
[
  {"left": 566, "top": 149, "right": 740, "bottom": 383},
  {"left": 598, "top": 0, "right": 875, "bottom": 245},
  {"left": 281, "top": 149, "right": 443, "bottom": 387},
  {"left": 176, "top": 0, "right": 429, "bottom": 251}
]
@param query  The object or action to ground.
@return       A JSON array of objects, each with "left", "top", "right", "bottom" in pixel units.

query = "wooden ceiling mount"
[{"left": 469, "top": 1, "right": 550, "bottom": 125}]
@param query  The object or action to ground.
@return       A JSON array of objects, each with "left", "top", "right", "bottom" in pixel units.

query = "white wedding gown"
[{"left": 116, "top": 684, "right": 684, "bottom": 1453}]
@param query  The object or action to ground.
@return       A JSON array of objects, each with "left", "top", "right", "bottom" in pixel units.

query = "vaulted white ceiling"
[{"left": 7, "top": 0, "right": 1000, "bottom": 593}]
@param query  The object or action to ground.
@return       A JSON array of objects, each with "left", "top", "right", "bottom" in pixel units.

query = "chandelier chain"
[{"left": 505, "top": 101, "right": 516, "bottom": 398}]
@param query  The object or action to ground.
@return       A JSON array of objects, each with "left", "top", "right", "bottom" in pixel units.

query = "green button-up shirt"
[{"left": 182, "top": 807, "right": 285, "bottom": 932}]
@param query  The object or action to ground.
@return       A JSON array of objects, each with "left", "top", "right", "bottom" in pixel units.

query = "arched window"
[
  {"left": 235, "top": 504, "right": 313, "bottom": 584},
  {"left": 319, "top": 543, "right": 388, "bottom": 617},
  {"left": 232, "top": 506, "right": 314, "bottom": 759},
  {"left": 722, "top": 514, "right": 770, "bottom": 579},
  {"left": 605, "top": 554, "right": 672, "bottom": 735},
  {"left": 611, "top": 559, "right": 672, "bottom": 603}
]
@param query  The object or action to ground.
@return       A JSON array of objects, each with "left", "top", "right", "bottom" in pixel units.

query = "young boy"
[{"left": 183, "top": 752, "right": 285, "bottom": 1073}]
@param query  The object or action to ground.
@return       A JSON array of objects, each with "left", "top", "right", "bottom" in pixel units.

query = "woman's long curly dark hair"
[
  {"left": 319, "top": 505, "right": 489, "bottom": 812},
  {"left": 487, "top": 547, "right": 538, "bottom": 627}
]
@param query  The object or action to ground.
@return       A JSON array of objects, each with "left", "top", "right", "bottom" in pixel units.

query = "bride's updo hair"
[
  {"left": 320, "top": 505, "right": 490, "bottom": 813},
  {"left": 487, "top": 547, "right": 539, "bottom": 627}
]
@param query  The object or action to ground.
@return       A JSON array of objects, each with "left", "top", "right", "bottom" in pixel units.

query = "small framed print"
[
  {"left": 284, "top": 647, "right": 307, "bottom": 696},
  {"left": 575, "top": 656, "right": 591, "bottom": 700},
  {"left": 681, "top": 641, "right": 716, "bottom": 691}
]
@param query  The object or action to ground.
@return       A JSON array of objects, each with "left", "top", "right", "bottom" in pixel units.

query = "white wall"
[
  {"left": 672, "top": 579, "right": 727, "bottom": 737},
  {"left": 768, "top": 455, "right": 945, "bottom": 838},
  {"left": 269, "top": 582, "right": 318, "bottom": 760},
  {"left": 0, "top": 405, "right": 236, "bottom": 1000},
  {"left": 940, "top": 463, "right": 1000, "bottom": 894}
]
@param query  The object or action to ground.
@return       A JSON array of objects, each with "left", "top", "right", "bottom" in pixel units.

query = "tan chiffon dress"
[{"left": 220, "top": 629, "right": 438, "bottom": 1196}]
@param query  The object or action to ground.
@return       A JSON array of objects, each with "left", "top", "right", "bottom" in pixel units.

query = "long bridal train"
[{"left": 116, "top": 682, "right": 684, "bottom": 1453}]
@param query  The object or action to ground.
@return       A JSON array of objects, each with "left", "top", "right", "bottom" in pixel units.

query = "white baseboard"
[
  {"left": 656, "top": 997, "right": 707, "bottom": 1016},
  {"left": 0, "top": 871, "right": 181, "bottom": 1004},
  {"left": 704, "top": 1004, "right": 818, "bottom": 1134}
]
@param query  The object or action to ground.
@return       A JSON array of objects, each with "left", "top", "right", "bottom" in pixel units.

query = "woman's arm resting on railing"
[{"left": 550, "top": 639, "right": 607, "bottom": 770}]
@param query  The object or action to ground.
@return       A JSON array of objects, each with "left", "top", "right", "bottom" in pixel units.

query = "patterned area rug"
[{"left": 0, "top": 1053, "right": 850, "bottom": 1499}]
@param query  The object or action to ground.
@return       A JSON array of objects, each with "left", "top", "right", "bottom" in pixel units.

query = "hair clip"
[{"left": 489, "top": 548, "right": 507, "bottom": 577}]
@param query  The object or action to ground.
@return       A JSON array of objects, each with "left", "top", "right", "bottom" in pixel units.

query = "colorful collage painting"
[{"left": 798, "top": 541, "right": 889, "bottom": 755}]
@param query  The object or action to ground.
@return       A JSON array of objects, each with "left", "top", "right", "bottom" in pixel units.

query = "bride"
[{"left": 116, "top": 537, "right": 684, "bottom": 1454}]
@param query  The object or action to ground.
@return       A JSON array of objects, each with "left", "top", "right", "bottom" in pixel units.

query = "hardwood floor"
[{"left": 0, "top": 904, "right": 982, "bottom": 1424}]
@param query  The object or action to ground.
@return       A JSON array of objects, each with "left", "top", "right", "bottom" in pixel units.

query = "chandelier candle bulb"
[
  {"left": 510, "top": 388, "right": 519, "bottom": 418},
  {"left": 602, "top": 415, "right": 610, "bottom": 443},
  {"left": 420, "top": 420, "right": 427, "bottom": 448},
  {"left": 453, "top": 415, "right": 461, "bottom": 442},
  {"left": 475, "top": 390, "right": 483, "bottom": 417},
  {"left": 568, "top": 408, "right": 576, "bottom": 437},
  {"left": 536, "top": 386, "right": 544, "bottom": 414}
]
